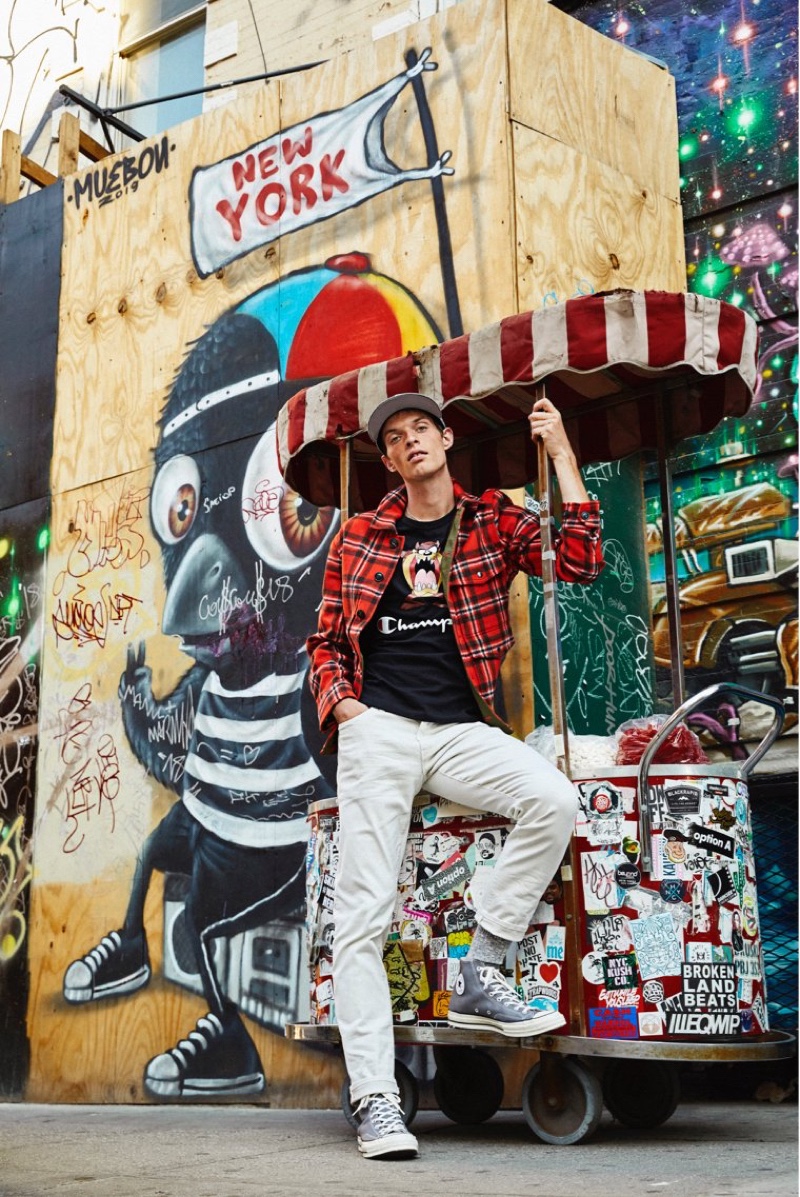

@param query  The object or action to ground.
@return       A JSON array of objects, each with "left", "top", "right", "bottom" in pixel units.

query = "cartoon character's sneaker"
[
  {"left": 144, "top": 1009, "right": 265, "bottom": 1099},
  {"left": 447, "top": 959, "right": 566, "bottom": 1037},
  {"left": 63, "top": 930, "right": 150, "bottom": 1003}
]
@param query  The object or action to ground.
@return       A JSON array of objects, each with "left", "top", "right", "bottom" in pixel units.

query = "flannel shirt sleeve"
[
  {"left": 306, "top": 527, "right": 359, "bottom": 731},
  {"left": 503, "top": 498, "right": 604, "bottom": 583}
]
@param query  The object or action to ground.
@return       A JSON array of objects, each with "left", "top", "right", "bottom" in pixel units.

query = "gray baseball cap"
[{"left": 367, "top": 392, "right": 446, "bottom": 449}]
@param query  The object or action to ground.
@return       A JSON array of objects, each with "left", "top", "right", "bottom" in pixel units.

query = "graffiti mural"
[
  {"left": 12, "top": 0, "right": 685, "bottom": 1105},
  {"left": 570, "top": 0, "right": 798, "bottom": 730},
  {"left": 59, "top": 257, "right": 441, "bottom": 1099},
  {"left": 0, "top": 500, "right": 49, "bottom": 1095}
]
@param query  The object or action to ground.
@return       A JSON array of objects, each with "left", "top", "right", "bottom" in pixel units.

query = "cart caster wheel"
[
  {"left": 432, "top": 1046, "right": 504, "bottom": 1124},
  {"left": 602, "top": 1059, "right": 681, "bottom": 1129},
  {"left": 522, "top": 1056, "right": 603, "bottom": 1145},
  {"left": 341, "top": 1059, "right": 419, "bottom": 1130}
]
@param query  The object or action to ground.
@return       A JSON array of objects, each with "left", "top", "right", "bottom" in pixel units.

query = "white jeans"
[{"left": 333, "top": 708, "right": 578, "bottom": 1102}]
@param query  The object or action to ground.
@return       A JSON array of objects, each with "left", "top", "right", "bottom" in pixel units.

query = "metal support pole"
[
  {"left": 535, "top": 385, "right": 571, "bottom": 776},
  {"left": 655, "top": 394, "right": 686, "bottom": 707},
  {"left": 338, "top": 440, "right": 351, "bottom": 523}
]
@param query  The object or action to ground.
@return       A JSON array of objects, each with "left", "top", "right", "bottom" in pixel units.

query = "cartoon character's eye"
[
  {"left": 151, "top": 455, "right": 201, "bottom": 545},
  {"left": 241, "top": 424, "right": 337, "bottom": 569}
]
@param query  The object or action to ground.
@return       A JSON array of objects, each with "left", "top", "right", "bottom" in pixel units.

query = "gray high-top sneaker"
[
  {"left": 353, "top": 1093, "right": 419, "bottom": 1159},
  {"left": 447, "top": 959, "right": 566, "bottom": 1037}
]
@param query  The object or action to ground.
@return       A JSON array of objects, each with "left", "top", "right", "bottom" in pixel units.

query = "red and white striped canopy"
[{"left": 278, "top": 290, "right": 758, "bottom": 509}]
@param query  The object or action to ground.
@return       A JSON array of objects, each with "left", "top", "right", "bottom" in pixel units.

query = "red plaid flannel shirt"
[{"left": 307, "top": 480, "right": 603, "bottom": 738}]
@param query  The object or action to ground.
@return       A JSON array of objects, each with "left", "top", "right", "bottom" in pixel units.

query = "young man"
[{"left": 307, "top": 392, "right": 603, "bottom": 1159}]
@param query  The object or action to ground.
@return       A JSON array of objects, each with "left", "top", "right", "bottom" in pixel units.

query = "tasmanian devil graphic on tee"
[{"left": 359, "top": 509, "right": 481, "bottom": 722}]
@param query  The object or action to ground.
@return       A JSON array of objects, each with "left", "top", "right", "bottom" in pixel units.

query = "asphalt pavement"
[{"left": 0, "top": 1100, "right": 796, "bottom": 1197}]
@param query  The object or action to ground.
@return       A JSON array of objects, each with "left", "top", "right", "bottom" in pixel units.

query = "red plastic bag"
[{"left": 615, "top": 716, "right": 709, "bottom": 765}]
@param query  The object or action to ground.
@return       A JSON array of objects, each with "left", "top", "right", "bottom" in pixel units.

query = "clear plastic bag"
[
  {"left": 525, "top": 725, "right": 618, "bottom": 770},
  {"left": 615, "top": 715, "right": 708, "bottom": 765}
]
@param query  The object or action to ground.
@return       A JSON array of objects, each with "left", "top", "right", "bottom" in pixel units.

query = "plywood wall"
[{"left": 26, "top": 0, "right": 682, "bottom": 1105}]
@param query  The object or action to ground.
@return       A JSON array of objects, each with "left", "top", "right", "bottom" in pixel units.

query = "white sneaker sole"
[
  {"left": 447, "top": 1008, "right": 566, "bottom": 1038},
  {"left": 63, "top": 964, "right": 151, "bottom": 1004},
  {"left": 358, "top": 1131, "right": 419, "bottom": 1159}
]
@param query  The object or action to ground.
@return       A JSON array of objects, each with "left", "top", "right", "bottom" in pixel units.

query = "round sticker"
[
  {"left": 581, "top": 952, "right": 605, "bottom": 986},
  {"left": 642, "top": 979, "right": 665, "bottom": 1004},
  {"left": 616, "top": 861, "right": 641, "bottom": 889},
  {"left": 660, "top": 879, "right": 684, "bottom": 903}
]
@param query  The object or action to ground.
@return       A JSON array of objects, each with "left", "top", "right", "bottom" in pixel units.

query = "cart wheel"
[
  {"left": 341, "top": 1059, "right": 419, "bottom": 1130},
  {"left": 602, "top": 1059, "right": 681, "bottom": 1129},
  {"left": 522, "top": 1056, "right": 603, "bottom": 1145},
  {"left": 432, "top": 1046, "right": 504, "bottom": 1124}
]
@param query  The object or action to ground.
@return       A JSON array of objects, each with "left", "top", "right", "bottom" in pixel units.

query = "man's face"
[{"left": 380, "top": 409, "right": 453, "bottom": 483}]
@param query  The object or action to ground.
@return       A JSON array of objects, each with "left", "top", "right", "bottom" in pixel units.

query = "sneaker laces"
[
  {"left": 83, "top": 931, "right": 122, "bottom": 975},
  {"left": 355, "top": 1093, "right": 408, "bottom": 1135},
  {"left": 478, "top": 965, "right": 530, "bottom": 1013},
  {"left": 168, "top": 1013, "right": 224, "bottom": 1070}
]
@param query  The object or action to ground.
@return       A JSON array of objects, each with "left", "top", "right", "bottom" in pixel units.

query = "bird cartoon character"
[{"left": 62, "top": 254, "right": 440, "bottom": 1100}]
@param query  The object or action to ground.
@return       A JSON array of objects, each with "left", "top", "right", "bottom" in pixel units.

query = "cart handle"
[{"left": 637, "top": 683, "right": 785, "bottom": 872}]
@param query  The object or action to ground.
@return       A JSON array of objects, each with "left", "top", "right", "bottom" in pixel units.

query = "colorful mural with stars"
[{"left": 569, "top": 0, "right": 798, "bottom": 714}]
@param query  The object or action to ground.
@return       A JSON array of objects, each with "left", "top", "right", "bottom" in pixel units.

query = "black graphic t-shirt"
[{"left": 359, "top": 509, "right": 481, "bottom": 723}]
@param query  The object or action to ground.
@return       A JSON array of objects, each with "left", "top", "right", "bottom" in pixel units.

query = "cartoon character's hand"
[
  {"left": 119, "top": 641, "right": 151, "bottom": 699},
  {"left": 407, "top": 47, "right": 437, "bottom": 77}
]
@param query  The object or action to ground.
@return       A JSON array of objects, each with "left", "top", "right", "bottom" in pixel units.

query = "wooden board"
[
  {"left": 507, "top": 0, "right": 680, "bottom": 203},
  {"left": 512, "top": 120, "right": 685, "bottom": 309}
]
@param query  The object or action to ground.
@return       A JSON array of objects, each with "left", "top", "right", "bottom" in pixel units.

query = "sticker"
[
  {"left": 445, "top": 957, "right": 461, "bottom": 989},
  {"left": 383, "top": 939, "right": 429, "bottom": 1011},
  {"left": 581, "top": 951, "right": 606, "bottom": 986},
  {"left": 581, "top": 850, "right": 621, "bottom": 913},
  {"left": 691, "top": 880, "right": 711, "bottom": 935},
  {"left": 665, "top": 1010, "right": 741, "bottom": 1035},
  {"left": 316, "top": 978, "right": 335, "bottom": 1005},
  {"left": 474, "top": 828, "right": 503, "bottom": 864},
  {"left": 629, "top": 914, "right": 683, "bottom": 979},
  {"left": 742, "top": 885, "right": 759, "bottom": 937},
  {"left": 751, "top": 993, "right": 767, "bottom": 1031},
  {"left": 599, "top": 986, "right": 641, "bottom": 1008},
  {"left": 705, "top": 866, "right": 735, "bottom": 906},
  {"left": 735, "top": 940, "right": 762, "bottom": 981},
  {"left": 665, "top": 824, "right": 736, "bottom": 859},
  {"left": 647, "top": 785, "right": 669, "bottom": 830},
  {"left": 545, "top": 925, "right": 566, "bottom": 961},
  {"left": 642, "top": 979, "right": 665, "bottom": 1004},
  {"left": 431, "top": 990, "right": 451, "bottom": 1018},
  {"left": 616, "top": 861, "right": 641, "bottom": 889},
  {"left": 738, "top": 978, "right": 754, "bottom": 1005},
  {"left": 602, "top": 952, "right": 638, "bottom": 990},
  {"left": 709, "top": 806, "right": 737, "bottom": 831},
  {"left": 622, "top": 835, "right": 641, "bottom": 864},
  {"left": 718, "top": 906, "right": 733, "bottom": 945},
  {"left": 681, "top": 962, "right": 737, "bottom": 1011},
  {"left": 447, "top": 931, "right": 472, "bottom": 958},
  {"left": 638, "top": 1011, "right": 664, "bottom": 1036},
  {"left": 588, "top": 1006, "right": 639, "bottom": 1039},
  {"left": 587, "top": 815, "right": 625, "bottom": 847},
  {"left": 685, "top": 941, "right": 713, "bottom": 963},
  {"left": 660, "top": 879, "right": 685, "bottom": 903},
  {"left": 579, "top": 780, "right": 623, "bottom": 818},
  {"left": 517, "top": 930, "right": 546, "bottom": 970},
  {"left": 588, "top": 913, "right": 634, "bottom": 954},
  {"left": 443, "top": 906, "right": 476, "bottom": 934},
  {"left": 535, "top": 961, "right": 562, "bottom": 989},
  {"left": 664, "top": 783, "right": 702, "bottom": 816},
  {"left": 429, "top": 936, "right": 448, "bottom": 959},
  {"left": 400, "top": 918, "right": 432, "bottom": 945}
]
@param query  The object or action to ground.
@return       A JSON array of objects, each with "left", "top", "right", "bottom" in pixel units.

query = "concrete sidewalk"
[{"left": 0, "top": 1101, "right": 796, "bottom": 1197}]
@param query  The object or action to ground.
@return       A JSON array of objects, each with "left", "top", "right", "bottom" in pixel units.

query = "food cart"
[{"left": 279, "top": 289, "right": 795, "bottom": 1143}]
